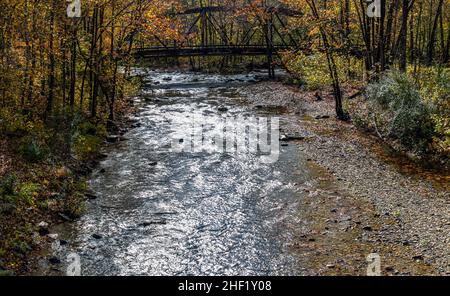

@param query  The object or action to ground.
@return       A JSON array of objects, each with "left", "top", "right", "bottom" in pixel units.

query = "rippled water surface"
[{"left": 50, "top": 70, "right": 312, "bottom": 276}]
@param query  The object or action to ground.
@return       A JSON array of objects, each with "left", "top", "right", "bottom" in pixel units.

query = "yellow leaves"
[
  {"left": 25, "top": 121, "right": 34, "bottom": 132},
  {"left": 281, "top": 51, "right": 361, "bottom": 90},
  {"left": 55, "top": 166, "right": 70, "bottom": 178}
]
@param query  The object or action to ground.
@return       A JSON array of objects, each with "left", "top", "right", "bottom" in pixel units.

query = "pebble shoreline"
[{"left": 240, "top": 82, "right": 449, "bottom": 275}]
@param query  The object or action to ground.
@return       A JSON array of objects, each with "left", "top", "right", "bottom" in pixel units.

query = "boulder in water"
[
  {"left": 38, "top": 221, "right": 49, "bottom": 236},
  {"left": 48, "top": 256, "right": 61, "bottom": 265}
]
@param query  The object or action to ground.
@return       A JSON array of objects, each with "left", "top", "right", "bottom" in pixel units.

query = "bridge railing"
[{"left": 134, "top": 45, "right": 293, "bottom": 51}]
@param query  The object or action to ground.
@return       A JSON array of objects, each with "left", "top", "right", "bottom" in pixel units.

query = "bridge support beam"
[
  {"left": 267, "top": 51, "right": 275, "bottom": 79},
  {"left": 266, "top": 12, "right": 275, "bottom": 79}
]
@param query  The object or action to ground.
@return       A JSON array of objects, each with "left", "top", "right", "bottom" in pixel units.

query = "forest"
[{"left": 0, "top": 0, "right": 448, "bottom": 276}]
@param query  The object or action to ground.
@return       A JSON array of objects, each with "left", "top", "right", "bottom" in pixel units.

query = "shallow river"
[{"left": 46, "top": 70, "right": 315, "bottom": 276}]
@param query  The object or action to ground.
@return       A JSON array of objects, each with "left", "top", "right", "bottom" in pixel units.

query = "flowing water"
[{"left": 45, "top": 70, "right": 315, "bottom": 276}]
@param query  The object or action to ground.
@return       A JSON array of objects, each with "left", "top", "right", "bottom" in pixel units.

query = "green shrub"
[
  {"left": 70, "top": 119, "right": 107, "bottom": 160},
  {"left": 19, "top": 135, "right": 47, "bottom": 162},
  {"left": 18, "top": 182, "right": 40, "bottom": 206},
  {"left": 416, "top": 68, "right": 450, "bottom": 154},
  {"left": 63, "top": 192, "right": 85, "bottom": 218},
  {"left": 72, "top": 134, "right": 102, "bottom": 160},
  {"left": 0, "top": 174, "right": 17, "bottom": 195},
  {"left": 366, "top": 71, "right": 434, "bottom": 153},
  {"left": 0, "top": 109, "right": 28, "bottom": 135},
  {"left": 78, "top": 121, "right": 98, "bottom": 136}
]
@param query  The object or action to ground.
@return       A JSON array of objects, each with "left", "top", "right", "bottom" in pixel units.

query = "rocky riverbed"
[{"left": 30, "top": 71, "right": 449, "bottom": 276}]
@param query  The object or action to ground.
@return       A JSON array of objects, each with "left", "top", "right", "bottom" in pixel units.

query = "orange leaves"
[
  {"left": 142, "top": 0, "right": 186, "bottom": 42},
  {"left": 235, "top": 3, "right": 268, "bottom": 21},
  {"left": 308, "top": 26, "right": 321, "bottom": 37},
  {"left": 282, "top": 0, "right": 359, "bottom": 51}
]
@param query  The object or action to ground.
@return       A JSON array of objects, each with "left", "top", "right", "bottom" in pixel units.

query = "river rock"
[
  {"left": 48, "top": 256, "right": 61, "bottom": 265},
  {"left": 127, "top": 118, "right": 139, "bottom": 124},
  {"left": 38, "top": 221, "right": 49, "bottom": 236},
  {"left": 412, "top": 254, "right": 424, "bottom": 261},
  {"left": 139, "top": 219, "right": 167, "bottom": 227},
  {"left": 280, "top": 134, "right": 305, "bottom": 141},
  {"left": 85, "top": 191, "right": 98, "bottom": 200},
  {"left": 314, "top": 92, "right": 323, "bottom": 101},
  {"left": 106, "top": 135, "right": 120, "bottom": 143},
  {"left": 131, "top": 122, "right": 142, "bottom": 129},
  {"left": 385, "top": 266, "right": 395, "bottom": 272},
  {"left": 58, "top": 212, "right": 72, "bottom": 222},
  {"left": 79, "top": 164, "right": 93, "bottom": 176},
  {"left": 218, "top": 106, "right": 228, "bottom": 112}
]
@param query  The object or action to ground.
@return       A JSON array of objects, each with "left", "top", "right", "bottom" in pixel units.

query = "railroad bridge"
[{"left": 133, "top": 2, "right": 302, "bottom": 78}]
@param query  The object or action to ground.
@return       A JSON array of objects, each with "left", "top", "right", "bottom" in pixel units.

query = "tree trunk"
[
  {"left": 426, "top": 0, "right": 444, "bottom": 65},
  {"left": 46, "top": 0, "right": 56, "bottom": 119},
  {"left": 69, "top": 26, "right": 77, "bottom": 112},
  {"left": 398, "top": 0, "right": 410, "bottom": 72}
]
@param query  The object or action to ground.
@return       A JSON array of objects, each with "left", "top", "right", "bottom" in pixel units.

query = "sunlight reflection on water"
[{"left": 55, "top": 70, "right": 310, "bottom": 276}]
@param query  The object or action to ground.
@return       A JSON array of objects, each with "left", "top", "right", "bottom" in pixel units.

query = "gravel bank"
[{"left": 240, "top": 82, "right": 449, "bottom": 275}]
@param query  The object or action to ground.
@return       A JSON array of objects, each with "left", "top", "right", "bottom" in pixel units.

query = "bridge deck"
[
  {"left": 174, "top": 6, "right": 302, "bottom": 17},
  {"left": 134, "top": 45, "right": 292, "bottom": 58}
]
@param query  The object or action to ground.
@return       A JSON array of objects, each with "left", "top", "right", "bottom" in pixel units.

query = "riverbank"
[
  {"left": 0, "top": 101, "right": 138, "bottom": 275},
  {"left": 239, "top": 81, "right": 449, "bottom": 275}
]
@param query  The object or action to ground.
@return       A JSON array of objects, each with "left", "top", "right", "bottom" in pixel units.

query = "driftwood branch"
[{"left": 348, "top": 90, "right": 363, "bottom": 100}]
